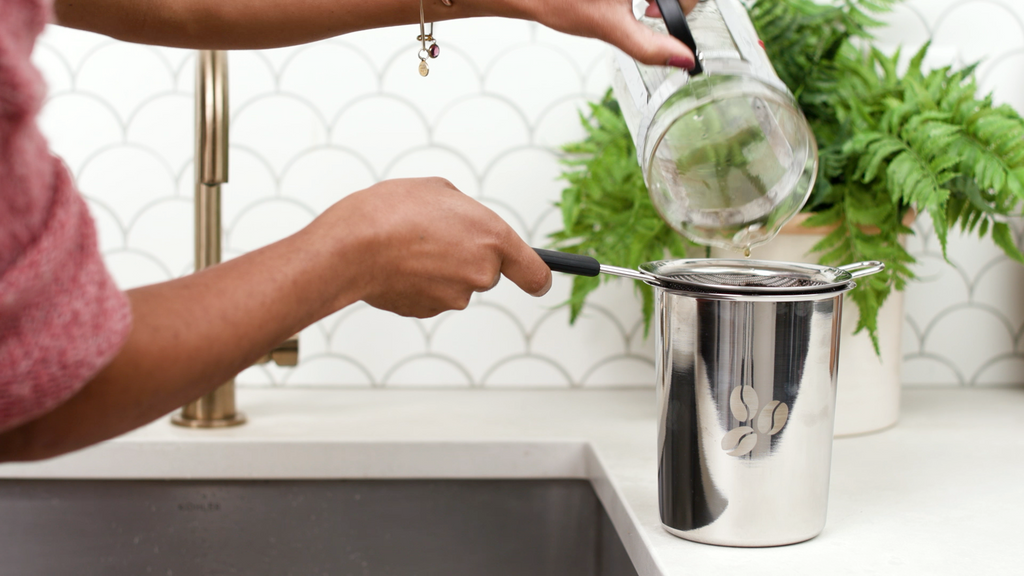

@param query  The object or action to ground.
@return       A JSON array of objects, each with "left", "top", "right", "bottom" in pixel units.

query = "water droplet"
[
  {"left": 743, "top": 247, "right": 751, "bottom": 258},
  {"left": 693, "top": 114, "right": 703, "bottom": 121}
]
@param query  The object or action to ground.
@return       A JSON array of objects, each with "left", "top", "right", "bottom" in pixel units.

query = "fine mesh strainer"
[{"left": 535, "top": 249, "right": 883, "bottom": 295}]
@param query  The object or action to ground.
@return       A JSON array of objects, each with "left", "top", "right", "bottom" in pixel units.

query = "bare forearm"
[
  {"left": 54, "top": 0, "right": 696, "bottom": 68},
  {"left": 0, "top": 221, "right": 360, "bottom": 462},
  {"left": 54, "top": 0, "right": 501, "bottom": 50},
  {"left": 0, "top": 179, "right": 550, "bottom": 463}
]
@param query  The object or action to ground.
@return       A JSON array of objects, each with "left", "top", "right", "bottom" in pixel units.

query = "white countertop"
[{"left": 2, "top": 386, "right": 1022, "bottom": 575}]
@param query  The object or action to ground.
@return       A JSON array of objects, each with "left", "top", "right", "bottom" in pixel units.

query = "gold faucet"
[{"left": 172, "top": 50, "right": 297, "bottom": 429}]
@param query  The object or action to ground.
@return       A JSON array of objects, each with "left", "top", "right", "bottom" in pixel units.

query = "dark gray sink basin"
[{"left": 0, "top": 479, "right": 638, "bottom": 576}]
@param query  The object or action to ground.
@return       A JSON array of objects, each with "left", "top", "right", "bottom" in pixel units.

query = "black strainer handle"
[
  {"left": 534, "top": 248, "right": 658, "bottom": 284},
  {"left": 534, "top": 248, "right": 600, "bottom": 277},
  {"left": 838, "top": 261, "right": 885, "bottom": 279}
]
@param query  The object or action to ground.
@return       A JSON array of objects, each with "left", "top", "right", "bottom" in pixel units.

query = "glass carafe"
[{"left": 612, "top": 0, "right": 817, "bottom": 252}]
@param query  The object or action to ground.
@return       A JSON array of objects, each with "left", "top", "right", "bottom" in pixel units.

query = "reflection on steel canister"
[{"left": 655, "top": 287, "right": 846, "bottom": 547}]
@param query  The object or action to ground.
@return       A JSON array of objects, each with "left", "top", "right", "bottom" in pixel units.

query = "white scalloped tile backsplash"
[{"left": 32, "top": 1, "right": 1024, "bottom": 388}]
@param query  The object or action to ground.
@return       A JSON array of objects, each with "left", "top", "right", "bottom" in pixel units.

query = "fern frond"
[{"left": 552, "top": 90, "right": 695, "bottom": 333}]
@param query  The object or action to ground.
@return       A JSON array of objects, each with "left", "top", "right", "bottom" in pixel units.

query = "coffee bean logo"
[
  {"left": 757, "top": 400, "right": 789, "bottom": 436},
  {"left": 729, "top": 385, "right": 759, "bottom": 422},
  {"left": 722, "top": 388, "right": 789, "bottom": 458},
  {"left": 721, "top": 426, "right": 757, "bottom": 457}
]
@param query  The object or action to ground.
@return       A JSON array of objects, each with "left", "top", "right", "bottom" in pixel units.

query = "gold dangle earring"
[{"left": 417, "top": 0, "right": 444, "bottom": 76}]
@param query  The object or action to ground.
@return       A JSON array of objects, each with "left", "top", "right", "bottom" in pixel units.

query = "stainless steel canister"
[
  {"left": 654, "top": 285, "right": 849, "bottom": 546},
  {"left": 532, "top": 249, "right": 881, "bottom": 546}
]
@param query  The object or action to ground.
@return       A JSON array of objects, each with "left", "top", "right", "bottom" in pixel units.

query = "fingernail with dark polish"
[{"left": 666, "top": 56, "right": 694, "bottom": 69}]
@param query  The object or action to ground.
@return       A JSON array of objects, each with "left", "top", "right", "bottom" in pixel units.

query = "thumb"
[
  {"left": 500, "top": 241, "right": 552, "bottom": 298},
  {"left": 606, "top": 16, "right": 695, "bottom": 69}
]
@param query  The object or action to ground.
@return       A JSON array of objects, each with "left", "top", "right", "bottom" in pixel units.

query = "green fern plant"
[
  {"left": 550, "top": 96, "right": 693, "bottom": 325},
  {"left": 551, "top": 0, "right": 1024, "bottom": 351}
]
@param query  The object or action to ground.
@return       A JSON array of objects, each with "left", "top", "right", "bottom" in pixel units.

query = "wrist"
[{"left": 300, "top": 200, "right": 379, "bottom": 314}]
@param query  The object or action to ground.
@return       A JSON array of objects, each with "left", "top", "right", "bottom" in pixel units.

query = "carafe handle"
[{"left": 655, "top": 0, "right": 703, "bottom": 74}]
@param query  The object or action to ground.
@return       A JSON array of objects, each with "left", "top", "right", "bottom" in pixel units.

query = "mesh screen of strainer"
[
  {"left": 640, "top": 258, "right": 857, "bottom": 295},
  {"left": 663, "top": 272, "right": 829, "bottom": 289}
]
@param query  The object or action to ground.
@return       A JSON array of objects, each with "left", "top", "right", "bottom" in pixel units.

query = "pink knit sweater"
[{"left": 0, "top": 0, "right": 132, "bottom": 433}]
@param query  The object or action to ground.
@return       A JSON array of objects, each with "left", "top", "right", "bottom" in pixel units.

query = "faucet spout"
[
  {"left": 172, "top": 50, "right": 300, "bottom": 429},
  {"left": 172, "top": 50, "right": 244, "bottom": 429}
]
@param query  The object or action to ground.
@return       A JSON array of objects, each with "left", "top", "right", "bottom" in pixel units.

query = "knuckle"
[
  {"left": 412, "top": 301, "right": 444, "bottom": 318},
  {"left": 429, "top": 176, "right": 456, "bottom": 190},
  {"left": 470, "top": 271, "right": 497, "bottom": 292}
]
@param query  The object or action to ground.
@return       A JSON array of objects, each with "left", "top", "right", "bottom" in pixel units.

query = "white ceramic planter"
[{"left": 711, "top": 216, "right": 905, "bottom": 437}]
